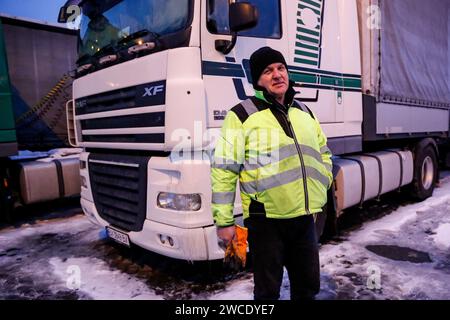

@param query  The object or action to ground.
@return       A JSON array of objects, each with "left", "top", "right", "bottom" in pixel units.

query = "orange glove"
[{"left": 224, "top": 225, "right": 248, "bottom": 270}]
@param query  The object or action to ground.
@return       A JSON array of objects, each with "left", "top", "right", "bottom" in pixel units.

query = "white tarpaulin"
[{"left": 379, "top": 0, "right": 450, "bottom": 107}]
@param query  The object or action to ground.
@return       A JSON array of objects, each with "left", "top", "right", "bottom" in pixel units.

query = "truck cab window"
[
  {"left": 78, "top": 0, "right": 192, "bottom": 60},
  {"left": 207, "top": 0, "right": 281, "bottom": 39}
]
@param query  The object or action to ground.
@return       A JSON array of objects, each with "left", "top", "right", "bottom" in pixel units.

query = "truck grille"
[
  {"left": 88, "top": 153, "right": 150, "bottom": 232},
  {"left": 75, "top": 81, "right": 166, "bottom": 146}
]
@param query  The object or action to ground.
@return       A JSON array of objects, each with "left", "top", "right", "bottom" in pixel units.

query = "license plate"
[{"left": 106, "top": 227, "right": 130, "bottom": 247}]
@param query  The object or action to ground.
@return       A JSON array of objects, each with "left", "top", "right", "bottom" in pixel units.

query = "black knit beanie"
[{"left": 249, "top": 46, "right": 288, "bottom": 90}]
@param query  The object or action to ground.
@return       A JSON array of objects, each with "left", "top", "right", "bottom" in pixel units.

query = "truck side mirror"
[
  {"left": 215, "top": 2, "right": 259, "bottom": 55},
  {"left": 229, "top": 2, "right": 258, "bottom": 33}
]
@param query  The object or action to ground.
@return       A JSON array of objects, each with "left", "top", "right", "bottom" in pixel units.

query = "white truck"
[{"left": 59, "top": 0, "right": 450, "bottom": 261}]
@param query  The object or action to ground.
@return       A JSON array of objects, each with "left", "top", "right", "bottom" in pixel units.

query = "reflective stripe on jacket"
[{"left": 211, "top": 91, "right": 333, "bottom": 227}]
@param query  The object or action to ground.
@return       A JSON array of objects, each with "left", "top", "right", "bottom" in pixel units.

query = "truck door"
[
  {"left": 286, "top": 0, "right": 344, "bottom": 123},
  {"left": 201, "top": 0, "right": 362, "bottom": 148},
  {"left": 288, "top": 0, "right": 363, "bottom": 149},
  {"left": 201, "top": 0, "right": 286, "bottom": 128}
]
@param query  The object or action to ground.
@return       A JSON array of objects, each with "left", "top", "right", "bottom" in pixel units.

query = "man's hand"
[{"left": 216, "top": 225, "right": 236, "bottom": 249}]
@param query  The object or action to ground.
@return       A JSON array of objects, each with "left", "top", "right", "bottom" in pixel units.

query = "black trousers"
[{"left": 244, "top": 214, "right": 320, "bottom": 300}]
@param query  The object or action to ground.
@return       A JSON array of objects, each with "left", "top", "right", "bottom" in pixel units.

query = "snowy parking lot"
[{"left": 1, "top": 172, "right": 450, "bottom": 300}]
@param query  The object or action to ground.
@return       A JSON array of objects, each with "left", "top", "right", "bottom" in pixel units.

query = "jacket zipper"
[{"left": 278, "top": 107, "right": 310, "bottom": 215}]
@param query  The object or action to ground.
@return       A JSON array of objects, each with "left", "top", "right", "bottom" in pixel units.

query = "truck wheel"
[{"left": 412, "top": 144, "right": 438, "bottom": 200}]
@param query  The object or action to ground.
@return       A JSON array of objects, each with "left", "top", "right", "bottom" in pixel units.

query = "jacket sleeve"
[
  {"left": 211, "top": 111, "right": 245, "bottom": 227},
  {"left": 314, "top": 117, "right": 333, "bottom": 189}
]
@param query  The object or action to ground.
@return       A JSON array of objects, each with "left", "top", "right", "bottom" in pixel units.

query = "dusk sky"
[{"left": 0, "top": 0, "right": 68, "bottom": 25}]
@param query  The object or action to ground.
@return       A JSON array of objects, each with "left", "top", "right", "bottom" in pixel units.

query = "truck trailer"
[
  {"left": 60, "top": 0, "right": 450, "bottom": 261},
  {"left": 0, "top": 15, "right": 81, "bottom": 219}
]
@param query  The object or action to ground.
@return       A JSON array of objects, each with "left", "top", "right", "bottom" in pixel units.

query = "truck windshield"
[{"left": 78, "top": 0, "right": 192, "bottom": 60}]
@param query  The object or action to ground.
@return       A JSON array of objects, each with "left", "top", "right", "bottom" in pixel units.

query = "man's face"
[{"left": 257, "top": 62, "right": 289, "bottom": 100}]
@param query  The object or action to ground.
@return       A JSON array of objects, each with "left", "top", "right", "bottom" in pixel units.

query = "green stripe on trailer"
[
  {"left": 289, "top": 72, "right": 318, "bottom": 84},
  {"left": 296, "top": 33, "right": 320, "bottom": 44},
  {"left": 0, "top": 129, "right": 17, "bottom": 143},
  {"left": 343, "top": 78, "right": 362, "bottom": 88},
  {"left": 295, "top": 49, "right": 319, "bottom": 59},
  {"left": 302, "top": 0, "right": 322, "bottom": 9},
  {"left": 294, "top": 57, "right": 318, "bottom": 66},
  {"left": 297, "top": 27, "right": 320, "bottom": 37},
  {"left": 0, "top": 18, "right": 16, "bottom": 143},
  {"left": 296, "top": 41, "right": 320, "bottom": 52},
  {"left": 289, "top": 70, "right": 362, "bottom": 90},
  {"left": 201, "top": 60, "right": 362, "bottom": 91},
  {"left": 320, "top": 76, "right": 344, "bottom": 87}
]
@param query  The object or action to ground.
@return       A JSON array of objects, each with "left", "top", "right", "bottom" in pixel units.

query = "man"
[{"left": 211, "top": 47, "right": 333, "bottom": 300}]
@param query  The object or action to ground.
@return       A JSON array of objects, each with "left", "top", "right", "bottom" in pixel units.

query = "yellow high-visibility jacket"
[{"left": 211, "top": 90, "right": 333, "bottom": 227}]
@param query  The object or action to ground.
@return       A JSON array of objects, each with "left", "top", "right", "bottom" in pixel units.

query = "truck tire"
[{"left": 412, "top": 144, "right": 438, "bottom": 200}]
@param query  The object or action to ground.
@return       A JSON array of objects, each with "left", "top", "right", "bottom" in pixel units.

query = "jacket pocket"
[{"left": 249, "top": 198, "right": 266, "bottom": 217}]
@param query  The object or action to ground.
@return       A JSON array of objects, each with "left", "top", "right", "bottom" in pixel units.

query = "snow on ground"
[
  {"left": 208, "top": 173, "right": 450, "bottom": 300},
  {"left": 315, "top": 174, "right": 450, "bottom": 300},
  {"left": 0, "top": 215, "right": 160, "bottom": 300},
  {"left": 50, "top": 256, "right": 162, "bottom": 300},
  {"left": 432, "top": 223, "right": 450, "bottom": 250},
  {"left": 205, "top": 273, "right": 254, "bottom": 300},
  {"left": 1, "top": 172, "right": 450, "bottom": 300}
]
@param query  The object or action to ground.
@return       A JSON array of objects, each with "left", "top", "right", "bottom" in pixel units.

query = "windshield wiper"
[
  {"left": 93, "top": 44, "right": 116, "bottom": 58},
  {"left": 76, "top": 53, "right": 92, "bottom": 65},
  {"left": 117, "top": 29, "right": 159, "bottom": 45}
]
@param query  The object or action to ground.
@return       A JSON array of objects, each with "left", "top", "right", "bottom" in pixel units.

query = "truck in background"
[
  {"left": 0, "top": 15, "right": 81, "bottom": 220},
  {"left": 59, "top": 0, "right": 450, "bottom": 261},
  {"left": 0, "top": 16, "right": 17, "bottom": 219}
]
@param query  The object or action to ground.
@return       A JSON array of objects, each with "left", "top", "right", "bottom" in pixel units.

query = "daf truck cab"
[{"left": 60, "top": 0, "right": 450, "bottom": 261}]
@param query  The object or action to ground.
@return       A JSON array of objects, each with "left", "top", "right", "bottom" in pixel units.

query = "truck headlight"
[{"left": 157, "top": 192, "right": 201, "bottom": 211}]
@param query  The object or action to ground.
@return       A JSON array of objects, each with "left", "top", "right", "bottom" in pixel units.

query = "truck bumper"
[{"left": 81, "top": 198, "right": 225, "bottom": 261}]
